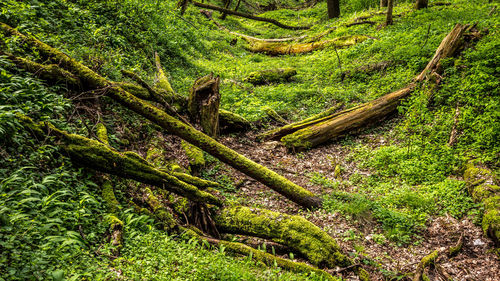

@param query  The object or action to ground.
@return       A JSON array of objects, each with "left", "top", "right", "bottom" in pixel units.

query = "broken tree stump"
[{"left": 188, "top": 74, "right": 221, "bottom": 138}]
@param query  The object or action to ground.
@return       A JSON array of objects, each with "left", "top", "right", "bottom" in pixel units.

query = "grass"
[{"left": 0, "top": 0, "right": 498, "bottom": 279}]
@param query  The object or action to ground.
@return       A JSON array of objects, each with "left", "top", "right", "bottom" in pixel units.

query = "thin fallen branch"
[
  {"left": 200, "top": 10, "right": 307, "bottom": 42},
  {"left": 192, "top": 1, "right": 310, "bottom": 30}
]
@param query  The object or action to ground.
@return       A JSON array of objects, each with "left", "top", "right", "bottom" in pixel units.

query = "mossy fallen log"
[
  {"left": 244, "top": 68, "right": 297, "bottom": 85},
  {"left": 190, "top": 232, "right": 338, "bottom": 280},
  {"left": 17, "top": 114, "right": 222, "bottom": 206},
  {"left": 258, "top": 102, "right": 344, "bottom": 141},
  {"left": 144, "top": 187, "right": 178, "bottom": 231},
  {"left": 214, "top": 206, "right": 351, "bottom": 268},
  {"left": 275, "top": 23, "right": 475, "bottom": 151},
  {"left": 1, "top": 23, "right": 321, "bottom": 208},
  {"left": 464, "top": 163, "right": 500, "bottom": 246},
  {"left": 245, "top": 35, "right": 369, "bottom": 55}
]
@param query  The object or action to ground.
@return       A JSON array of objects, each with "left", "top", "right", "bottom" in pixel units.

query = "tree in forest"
[
  {"left": 416, "top": 0, "right": 428, "bottom": 9},
  {"left": 327, "top": 0, "right": 340, "bottom": 19},
  {"left": 386, "top": 0, "right": 394, "bottom": 26},
  {"left": 381, "top": 0, "right": 388, "bottom": 7}
]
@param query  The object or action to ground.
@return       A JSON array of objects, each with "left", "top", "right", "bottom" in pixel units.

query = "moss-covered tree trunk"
[
  {"left": 244, "top": 68, "right": 297, "bottom": 85},
  {"left": 270, "top": 24, "right": 472, "bottom": 151},
  {"left": 386, "top": 0, "right": 394, "bottom": 26},
  {"left": 0, "top": 23, "right": 321, "bottom": 209}
]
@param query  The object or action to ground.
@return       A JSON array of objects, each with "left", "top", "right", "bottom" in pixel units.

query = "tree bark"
[
  {"left": 380, "top": 0, "right": 388, "bottom": 7},
  {"left": 269, "top": 24, "right": 471, "bottom": 151},
  {"left": 327, "top": 0, "right": 340, "bottom": 19},
  {"left": 17, "top": 114, "right": 223, "bottom": 206},
  {"left": 192, "top": 1, "right": 310, "bottom": 30},
  {"left": 386, "top": 0, "right": 394, "bottom": 26},
  {"left": 416, "top": 0, "right": 429, "bottom": 9},
  {"left": 188, "top": 74, "right": 220, "bottom": 138},
  {"left": 0, "top": 22, "right": 321, "bottom": 209}
]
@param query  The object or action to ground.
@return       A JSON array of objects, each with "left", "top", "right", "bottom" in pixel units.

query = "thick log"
[
  {"left": 1, "top": 23, "right": 321, "bottom": 209},
  {"left": 245, "top": 35, "right": 370, "bottom": 55},
  {"left": 244, "top": 68, "right": 297, "bottom": 85},
  {"left": 17, "top": 114, "right": 222, "bottom": 206},
  {"left": 191, "top": 1, "right": 310, "bottom": 30},
  {"left": 278, "top": 24, "right": 471, "bottom": 151},
  {"left": 281, "top": 86, "right": 415, "bottom": 150},
  {"left": 258, "top": 102, "right": 344, "bottom": 141},
  {"left": 188, "top": 74, "right": 220, "bottom": 137},
  {"left": 214, "top": 206, "right": 351, "bottom": 268}
]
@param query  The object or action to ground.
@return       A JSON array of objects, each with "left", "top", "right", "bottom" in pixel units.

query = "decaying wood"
[
  {"left": 244, "top": 68, "right": 297, "bottom": 85},
  {"left": 17, "top": 114, "right": 222, "bottom": 206},
  {"left": 258, "top": 102, "right": 345, "bottom": 141},
  {"left": 192, "top": 1, "right": 310, "bottom": 30},
  {"left": 0, "top": 22, "right": 321, "bottom": 208},
  {"left": 263, "top": 106, "right": 288, "bottom": 125},
  {"left": 413, "top": 250, "right": 438, "bottom": 281},
  {"left": 271, "top": 23, "right": 474, "bottom": 151},
  {"left": 188, "top": 73, "right": 221, "bottom": 137},
  {"left": 246, "top": 35, "right": 370, "bottom": 55}
]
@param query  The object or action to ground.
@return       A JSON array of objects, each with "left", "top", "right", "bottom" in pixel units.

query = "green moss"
[
  {"left": 102, "top": 180, "right": 120, "bottom": 214},
  {"left": 244, "top": 68, "right": 297, "bottom": 85},
  {"left": 281, "top": 128, "right": 313, "bottom": 151},
  {"left": 95, "top": 123, "right": 109, "bottom": 145},
  {"left": 145, "top": 187, "right": 177, "bottom": 231},
  {"left": 215, "top": 206, "right": 351, "bottom": 268},
  {"left": 181, "top": 140, "right": 206, "bottom": 167}
]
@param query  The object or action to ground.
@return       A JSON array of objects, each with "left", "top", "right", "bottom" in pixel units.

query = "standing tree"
[
  {"left": 380, "top": 0, "right": 388, "bottom": 7},
  {"left": 416, "top": 0, "right": 428, "bottom": 9},
  {"left": 327, "top": 0, "right": 340, "bottom": 19},
  {"left": 386, "top": 0, "right": 394, "bottom": 26}
]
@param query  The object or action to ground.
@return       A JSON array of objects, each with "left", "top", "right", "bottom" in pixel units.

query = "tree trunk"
[
  {"left": 416, "top": 0, "right": 428, "bottom": 9},
  {"left": 268, "top": 24, "right": 472, "bottom": 151},
  {"left": 0, "top": 23, "right": 321, "bottom": 209},
  {"left": 245, "top": 35, "right": 369, "bottom": 55},
  {"left": 188, "top": 74, "right": 220, "bottom": 138},
  {"left": 380, "top": 0, "right": 388, "bottom": 7},
  {"left": 386, "top": 0, "right": 394, "bottom": 26},
  {"left": 327, "top": 0, "right": 340, "bottom": 19},
  {"left": 220, "top": 0, "right": 232, "bottom": 19}
]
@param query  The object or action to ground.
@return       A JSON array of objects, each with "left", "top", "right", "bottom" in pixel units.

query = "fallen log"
[
  {"left": 17, "top": 114, "right": 222, "bottom": 206},
  {"left": 274, "top": 23, "right": 475, "bottom": 150},
  {"left": 245, "top": 35, "right": 370, "bottom": 55},
  {"left": 244, "top": 68, "right": 297, "bottom": 85},
  {"left": 258, "top": 102, "right": 345, "bottom": 141},
  {"left": 192, "top": 1, "right": 310, "bottom": 30},
  {"left": 1, "top": 23, "right": 321, "bottom": 208}
]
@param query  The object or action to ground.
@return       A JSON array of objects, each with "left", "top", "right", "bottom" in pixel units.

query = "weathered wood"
[
  {"left": 278, "top": 24, "right": 471, "bottom": 151},
  {"left": 17, "top": 114, "right": 223, "bottom": 206},
  {"left": 246, "top": 35, "right": 370, "bottom": 55},
  {"left": 188, "top": 74, "right": 220, "bottom": 138},
  {"left": 192, "top": 1, "right": 310, "bottom": 30},
  {"left": 0, "top": 23, "right": 321, "bottom": 208},
  {"left": 258, "top": 102, "right": 345, "bottom": 141}
]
